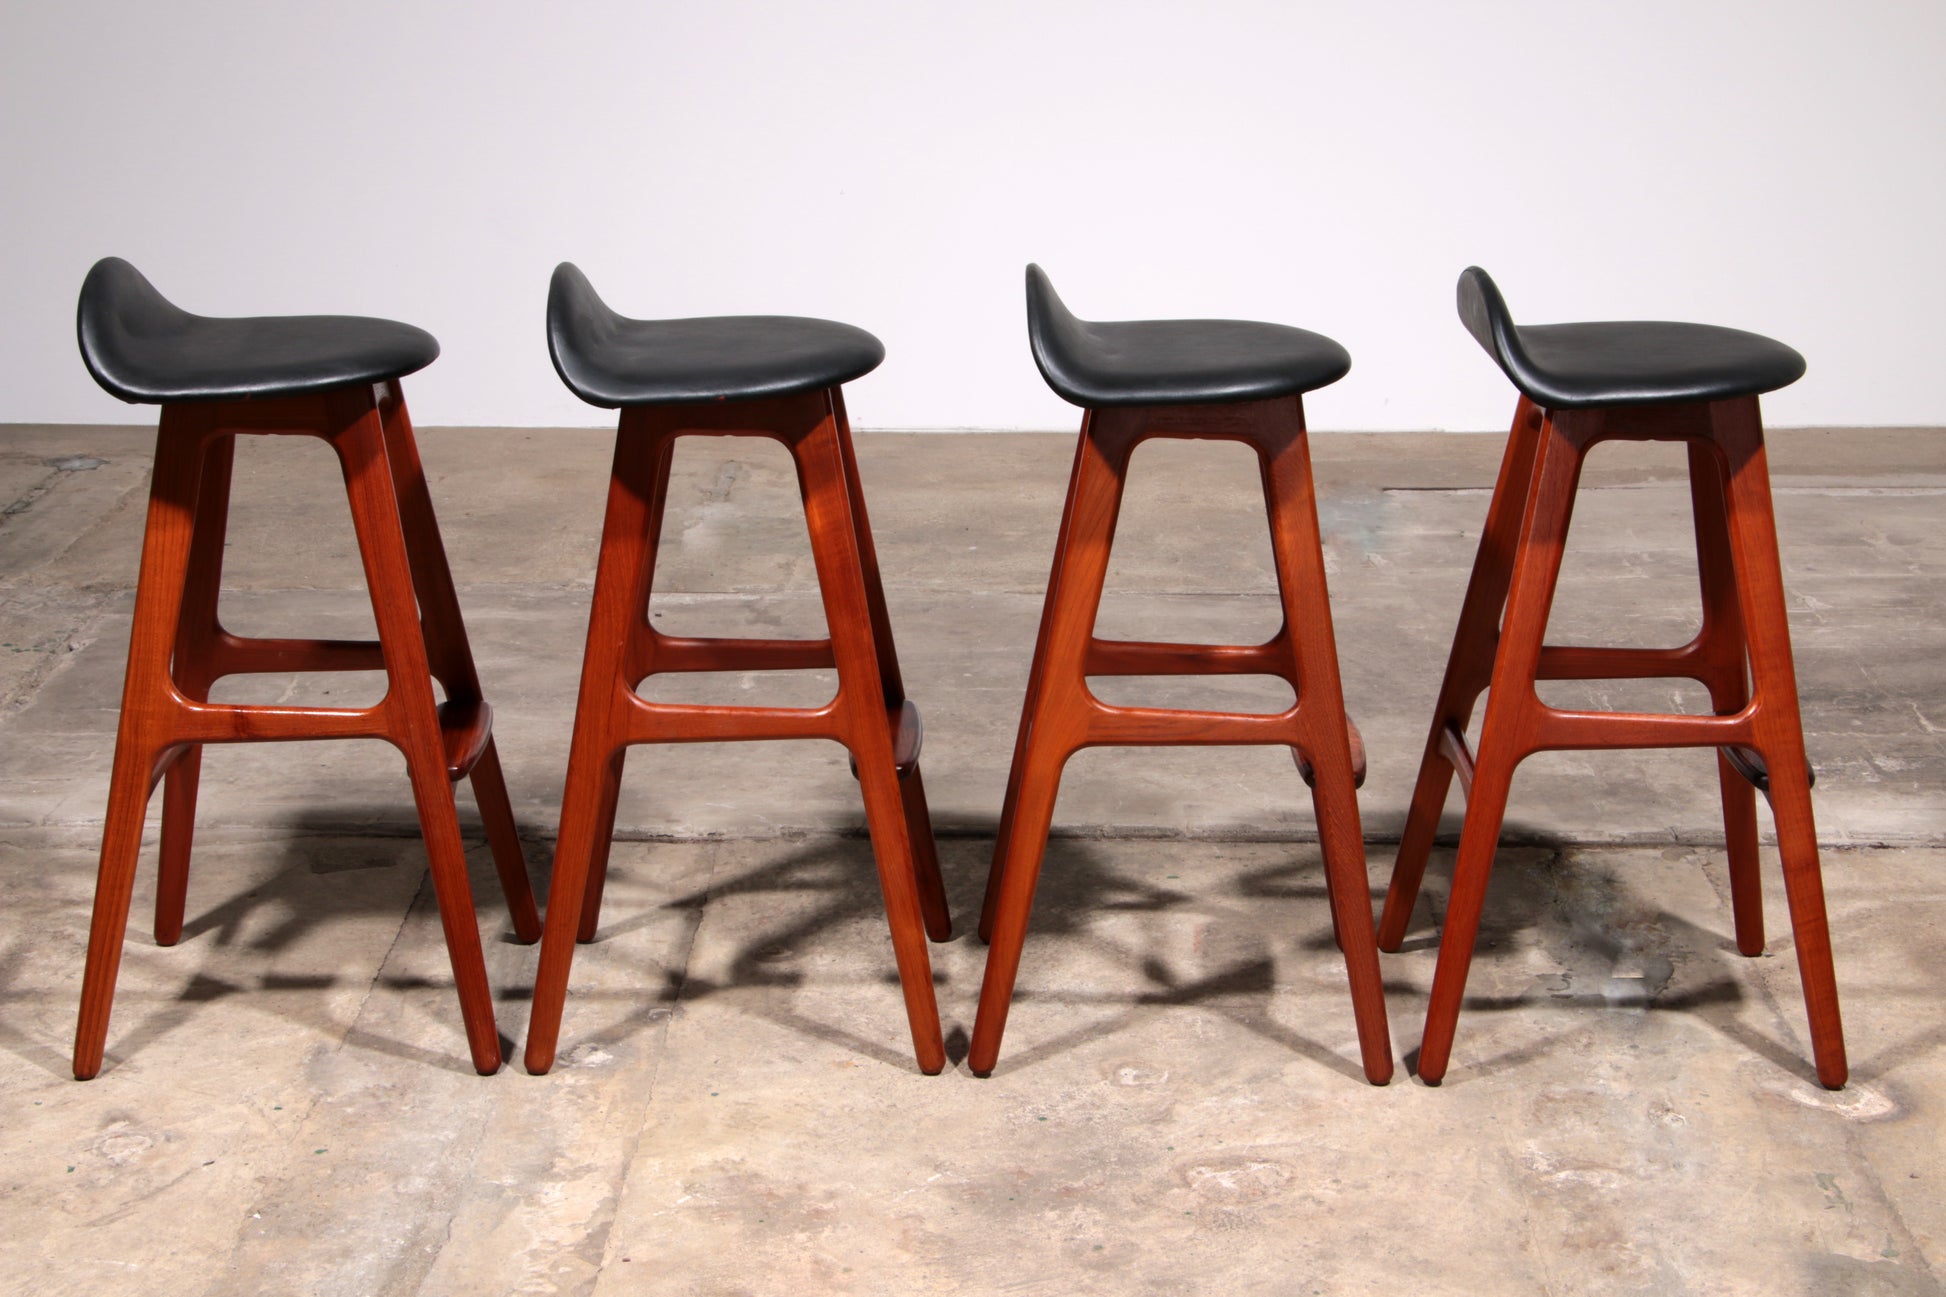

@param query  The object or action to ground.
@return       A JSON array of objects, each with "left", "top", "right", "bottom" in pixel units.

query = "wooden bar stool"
[
  {"left": 1381, "top": 267, "right": 1844, "bottom": 1088},
  {"left": 72, "top": 258, "right": 541, "bottom": 1079},
  {"left": 969, "top": 266, "right": 1394, "bottom": 1083},
  {"left": 522, "top": 264, "right": 949, "bottom": 1076}
]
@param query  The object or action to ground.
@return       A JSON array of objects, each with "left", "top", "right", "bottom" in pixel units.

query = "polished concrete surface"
[{"left": 1, "top": 424, "right": 1941, "bottom": 1295}]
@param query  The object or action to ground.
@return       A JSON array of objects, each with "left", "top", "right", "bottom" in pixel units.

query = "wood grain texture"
[
  {"left": 969, "top": 395, "right": 1394, "bottom": 1085},
  {"left": 521, "top": 388, "right": 949, "bottom": 1077},
  {"left": 74, "top": 381, "right": 540, "bottom": 1080},
  {"left": 1380, "top": 396, "right": 1846, "bottom": 1088}
]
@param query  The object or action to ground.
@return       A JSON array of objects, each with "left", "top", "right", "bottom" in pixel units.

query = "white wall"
[{"left": 4, "top": 0, "right": 1942, "bottom": 431}]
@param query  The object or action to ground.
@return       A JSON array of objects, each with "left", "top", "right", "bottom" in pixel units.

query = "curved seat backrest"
[
  {"left": 1455, "top": 266, "right": 1535, "bottom": 388},
  {"left": 76, "top": 258, "right": 195, "bottom": 400},
  {"left": 1023, "top": 263, "right": 1092, "bottom": 400},
  {"left": 545, "top": 261, "right": 624, "bottom": 401}
]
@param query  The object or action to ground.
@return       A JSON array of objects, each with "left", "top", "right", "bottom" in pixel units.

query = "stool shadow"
[
  {"left": 568, "top": 834, "right": 928, "bottom": 1070},
  {"left": 62, "top": 806, "right": 545, "bottom": 1076},
  {"left": 947, "top": 834, "right": 1375, "bottom": 1082},
  {"left": 1374, "top": 833, "right": 1823, "bottom": 1087}
]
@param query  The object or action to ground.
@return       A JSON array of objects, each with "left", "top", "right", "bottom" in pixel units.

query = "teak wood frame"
[
  {"left": 75, "top": 381, "right": 542, "bottom": 1080},
  {"left": 521, "top": 389, "right": 950, "bottom": 1076},
  {"left": 970, "top": 396, "right": 1394, "bottom": 1084},
  {"left": 1379, "top": 394, "right": 1846, "bottom": 1088}
]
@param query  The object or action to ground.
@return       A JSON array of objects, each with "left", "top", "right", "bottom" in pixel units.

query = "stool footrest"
[
  {"left": 1536, "top": 643, "right": 1708, "bottom": 681},
  {"left": 1085, "top": 637, "right": 1287, "bottom": 677},
  {"left": 849, "top": 700, "right": 923, "bottom": 780},
  {"left": 1721, "top": 743, "right": 1815, "bottom": 794},
  {"left": 436, "top": 699, "right": 493, "bottom": 780},
  {"left": 1439, "top": 721, "right": 1478, "bottom": 798},
  {"left": 647, "top": 632, "right": 835, "bottom": 674},
  {"left": 620, "top": 696, "right": 839, "bottom": 745},
  {"left": 1293, "top": 717, "right": 1368, "bottom": 789},
  {"left": 209, "top": 633, "right": 384, "bottom": 678}
]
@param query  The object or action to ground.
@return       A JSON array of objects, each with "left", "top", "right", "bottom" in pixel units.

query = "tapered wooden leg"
[
  {"left": 381, "top": 389, "right": 540, "bottom": 939},
  {"left": 829, "top": 394, "right": 951, "bottom": 944},
  {"left": 75, "top": 741, "right": 169, "bottom": 1080},
  {"left": 332, "top": 392, "right": 501, "bottom": 1075},
  {"left": 152, "top": 750, "right": 200, "bottom": 949},
  {"left": 153, "top": 434, "right": 235, "bottom": 946},
  {"left": 1260, "top": 411, "right": 1393, "bottom": 1085},
  {"left": 981, "top": 422, "right": 1093, "bottom": 942},
  {"left": 970, "top": 419, "right": 1130, "bottom": 1076},
  {"left": 969, "top": 743, "right": 1072, "bottom": 1077},
  {"left": 1686, "top": 439, "right": 1765, "bottom": 956},
  {"left": 468, "top": 738, "right": 542, "bottom": 943},
  {"left": 575, "top": 748, "right": 628, "bottom": 943},
  {"left": 1416, "top": 413, "right": 1587, "bottom": 1084},
  {"left": 526, "top": 421, "right": 671, "bottom": 1074},
  {"left": 1712, "top": 401, "right": 1846, "bottom": 1088},
  {"left": 902, "top": 766, "right": 952, "bottom": 942},
  {"left": 1381, "top": 399, "right": 1546, "bottom": 949},
  {"left": 577, "top": 432, "right": 676, "bottom": 945},
  {"left": 75, "top": 415, "right": 211, "bottom": 1079},
  {"left": 798, "top": 409, "right": 944, "bottom": 1073}
]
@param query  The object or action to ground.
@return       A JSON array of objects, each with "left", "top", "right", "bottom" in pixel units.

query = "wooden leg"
[
  {"left": 575, "top": 748, "right": 628, "bottom": 943},
  {"left": 981, "top": 422, "right": 1092, "bottom": 942},
  {"left": 468, "top": 738, "right": 541, "bottom": 943},
  {"left": 578, "top": 432, "right": 676, "bottom": 945},
  {"left": 902, "top": 766, "right": 952, "bottom": 942},
  {"left": 155, "top": 434, "right": 236, "bottom": 947},
  {"left": 969, "top": 417, "right": 1130, "bottom": 1076},
  {"left": 1380, "top": 399, "right": 1546, "bottom": 949},
  {"left": 331, "top": 390, "right": 501, "bottom": 1076},
  {"left": 526, "top": 421, "right": 670, "bottom": 1074},
  {"left": 797, "top": 406, "right": 944, "bottom": 1074},
  {"left": 1416, "top": 411, "right": 1587, "bottom": 1085},
  {"left": 1686, "top": 438, "right": 1765, "bottom": 956},
  {"left": 1260, "top": 409, "right": 1393, "bottom": 1085},
  {"left": 75, "top": 414, "right": 211, "bottom": 1080},
  {"left": 831, "top": 393, "right": 950, "bottom": 943},
  {"left": 1712, "top": 400, "right": 1846, "bottom": 1089},
  {"left": 381, "top": 389, "right": 540, "bottom": 941}
]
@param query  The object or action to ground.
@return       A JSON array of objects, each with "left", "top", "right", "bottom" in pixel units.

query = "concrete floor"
[{"left": 0, "top": 422, "right": 1941, "bottom": 1295}]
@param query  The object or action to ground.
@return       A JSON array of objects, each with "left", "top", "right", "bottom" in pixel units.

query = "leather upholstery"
[
  {"left": 546, "top": 263, "right": 884, "bottom": 407},
  {"left": 1024, "top": 264, "right": 1350, "bottom": 408},
  {"left": 77, "top": 257, "right": 438, "bottom": 404},
  {"left": 1457, "top": 267, "right": 1805, "bottom": 408}
]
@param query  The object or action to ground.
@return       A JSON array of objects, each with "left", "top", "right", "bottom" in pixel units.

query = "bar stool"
[
  {"left": 1381, "top": 267, "right": 1844, "bottom": 1088},
  {"left": 969, "top": 266, "right": 1394, "bottom": 1083},
  {"left": 522, "top": 263, "right": 950, "bottom": 1076},
  {"left": 72, "top": 258, "right": 541, "bottom": 1079}
]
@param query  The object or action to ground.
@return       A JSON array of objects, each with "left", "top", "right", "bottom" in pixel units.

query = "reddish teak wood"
[
  {"left": 970, "top": 396, "right": 1394, "bottom": 1084},
  {"left": 74, "top": 381, "right": 542, "bottom": 1080},
  {"left": 522, "top": 389, "right": 949, "bottom": 1076},
  {"left": 1379, "top": 395, "right": 1845, "bottom": 1088}
]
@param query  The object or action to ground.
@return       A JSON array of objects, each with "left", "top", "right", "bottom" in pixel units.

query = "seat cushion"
[
  {"left": 1025, "top": 265, "right": 1350, "bottom": 408},
  {"left": 77, "top": 258, "right": 438, "bottom": 404},
  {"left": 1457, "top": 267, "right": 1805, "bottom": 408},
  {"left": 547, "top": 263, "right": 883, "bottom": 407}
]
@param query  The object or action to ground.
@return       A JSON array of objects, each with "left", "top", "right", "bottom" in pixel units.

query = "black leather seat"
[
  {"left": 1025, "top": 264, "right": 1350, "bottom": 408},
  {"left": 546, "top": 263, "right": 884, "bottom": 408},
  {"left": 1458, "top": 266, "right": 1805, "bottom": 409},
  {"left": 77, "top": 258, "right": 438, "bottom": 404}
]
